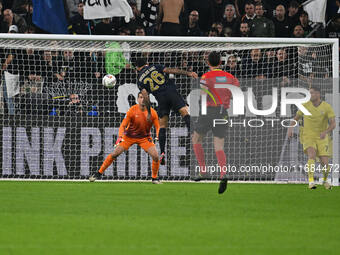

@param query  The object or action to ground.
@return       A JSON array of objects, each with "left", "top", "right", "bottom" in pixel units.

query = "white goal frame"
[{"left": 0, "top": 34, "right": 338, "bottom": 185}]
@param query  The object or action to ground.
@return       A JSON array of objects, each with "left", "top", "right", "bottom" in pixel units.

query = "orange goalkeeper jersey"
[{"left": 119, "top": 104, "right": 160, "bottom": 138}]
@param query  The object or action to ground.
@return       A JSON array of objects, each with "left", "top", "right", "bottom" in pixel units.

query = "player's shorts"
[
  {"left": 302, "top": 135, "right": 331, "bottom": 157},
  {"left": 156, "top": 89, "right": 187, "bottom": 118},
  {"left": 194, "top": 106, "right": 228, "bottom": 138},
  {"left": 119, "top": 135, "right": 155, "bottom": 152}
]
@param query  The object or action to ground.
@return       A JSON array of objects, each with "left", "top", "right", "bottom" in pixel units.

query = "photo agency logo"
[{"left": 200, "top": 84, "right": 312, "bottom": 128}]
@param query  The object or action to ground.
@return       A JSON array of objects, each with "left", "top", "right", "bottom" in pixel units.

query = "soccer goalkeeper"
[
  {"left": 288, "top": 86, "right": 336, "bottom": 189},
  {"left": 89, "top": 92, "right": 161, "bottom": 184}
]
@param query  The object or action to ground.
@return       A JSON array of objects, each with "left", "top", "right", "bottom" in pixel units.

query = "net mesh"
[{"left": 0, "top": 37, "right": 337, "bottom": 182}]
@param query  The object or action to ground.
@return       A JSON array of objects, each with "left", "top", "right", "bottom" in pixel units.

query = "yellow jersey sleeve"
[{"left": 326, "top": 104, "right": 335, "bottom": 119}]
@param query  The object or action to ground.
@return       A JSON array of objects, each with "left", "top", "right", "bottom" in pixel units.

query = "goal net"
[{"left": 0, "top": 35, "right": 338, "bottom": 184}]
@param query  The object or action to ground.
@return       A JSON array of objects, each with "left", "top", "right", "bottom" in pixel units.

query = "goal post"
[
  {"left": 331, "top": 39, "right": 339, "bottom": 186},
  {"left": 0, "top": 34, "right": 338, "bottom": 184}
]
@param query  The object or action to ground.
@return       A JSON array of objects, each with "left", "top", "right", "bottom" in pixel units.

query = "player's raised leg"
[
  {"left": 146, "top": 145, "right": 162, "bottom": 184},
  {"left": 320, "top": 156, "right": 331, "bottom": 190},
  {"left": 159, "top": 115, "right": 168, "bottom": 165},
  {"left": 89, "top": 144, "right": 126, "bottom": 182},
  {"left": 179, "top": 106, "right": 191, "bottom": 132},
  {"left": 306, "top": 147, "right": 317, "bottom": 189}
]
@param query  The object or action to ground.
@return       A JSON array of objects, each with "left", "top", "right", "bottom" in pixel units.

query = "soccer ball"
[{"left": 102, "top": 74, "right": 117, "bottom": 88}]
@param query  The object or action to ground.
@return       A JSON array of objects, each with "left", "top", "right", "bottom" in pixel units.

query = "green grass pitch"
[{"left": 0, "top": 182, "right": 339, "bottom": 255}]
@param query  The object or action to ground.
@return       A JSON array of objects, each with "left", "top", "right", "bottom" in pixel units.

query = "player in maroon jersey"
[{"left": 192, "top": 51, "right": 240, "bottom": 194}]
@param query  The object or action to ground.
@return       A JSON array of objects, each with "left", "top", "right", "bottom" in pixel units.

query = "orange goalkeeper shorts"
[{"left": 119, "top": 135, "right": 155, "bottom": 152}]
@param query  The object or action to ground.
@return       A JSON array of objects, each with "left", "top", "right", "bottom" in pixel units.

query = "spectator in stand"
[
  {"left": 212, "top": 0, "right": 228, "bottom": 23},
  {"left": 141, "top": 0, "right": 159, "bottom": 35},
  {"left": 2, "top": 8, "right": 27, "bottom": 33},
  {"left": 85, "top": 49, "right": 104, "bottom": 82},
  {"left": 263, "top": 49, "right": 276, "bottom": 76},
  {"left": 250, "top": 2, "right": 275, "bottom": 37},
  {"left": 326, "top": 14, "right": 340, "bottom": 38},
  {"left": 185, "top": 0, "right": 215, "bottom": 34},
  {"left": 119, "top": 26, "right": 131, "bottom": 36},
  {"left": 297, "top": 46, "right": 314, "bottom": 82},
  {"left": 223, "top": 26, "right": 233, "bottom": 36},
  {"left": 66, "top": 93, "right": 84, "bottom": 116},
  {"left": 157, "top": 0, "right": 184, "bottom": 36},
  {"left": 292, "top": 24, "right": 304, "bottom": 38},
  {"left": 135, "top": 26, "right": 146, "bottom": 36},
  {"left": 238, "top": 21, "right": 250, "bottom": 36},
  {"left": 84, "top": 49, "right": 105, "bottom": 106},
  {"left": 180, "top": 52, "right": 192, "bottom": 72},
  {"left": 222, "top": 4, "right": 238, "bottom": 32},
  {"left": 242, "top": 48, "right": 266, "bottom": 80},
  {"left": 68, "top": 1, "right": 94, "bottom": 34},
  {"left": 241, "top": 1, "right": 256, "bottom": 26},
  {"left": 225, "top": 55, "right": 242, "bottom": 78},
  {"left": 1, "top": 42, "right": 22, "bottom": 114},
  {"left": 141, "top": 0, "right": 159, "bottom": 27},
  {"left": 125, "top": 0, "right": 144, "bottom": 34},
  {"left": 299, "top": 11, "right": 312, "bottom": 37},
  {"left": 253, "top": 0, "right": 271, "bottom": 18},
  {"left": 272, "top": 4, "right": 290, "bottom": 37},
  {"left": 211, "top": 22, "right": 224, "bottom": 36},
  {"left": 40, "top": 50, "right": 56, "bottom": 84},
  {"left": 208, "top": 27, "right": 219, "bottom": 36},
  {"left": 184, "top": 10, "right": 203, "bottom": 36},
  {"left": 65, "top": 0, "right": 79, "bottom": 20},
  {"left": 95, "top": 18, "right": 117, "bottom": 35},
  {"left": 272, "top": 48, "right": 296, "bottom": 86},
  {"left": 286, "top": 0, "right": 300, "bottom": 30},
  {"left": 56, "top": 50, "right": 83, "bottom": 83},
  {"left": 12, "top": 0, "right": 32, "bottom": 26},
  {"left": 19, "top": 46, "right": 44, "bottom": 97}
]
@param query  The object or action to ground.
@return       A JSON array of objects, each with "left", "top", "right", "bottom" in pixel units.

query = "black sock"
[
  {"left": 183, "top": 114, "right": 191, "bottom": 131},
  {"left": 159, "top": 128, "right": 166, "bottom": 154}
]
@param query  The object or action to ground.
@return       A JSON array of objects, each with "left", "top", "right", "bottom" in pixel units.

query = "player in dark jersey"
[
  {"left": 192, "top": 51, "right": 240, "bottom": 194},
  {"left": 135, "top": 57, "right": 198, "bottom": 165}
]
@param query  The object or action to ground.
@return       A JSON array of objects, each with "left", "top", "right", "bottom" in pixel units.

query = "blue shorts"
[{"left": 156, "top": 90, "right": 187, "bottom": 118}]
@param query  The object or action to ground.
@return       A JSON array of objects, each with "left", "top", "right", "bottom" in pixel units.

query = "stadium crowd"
[
  {"left": 0, "top": 0, "right": 338, "bottom": 38},
  {"left": 0, "top": 0, "right": 338, "bottom": 116}
]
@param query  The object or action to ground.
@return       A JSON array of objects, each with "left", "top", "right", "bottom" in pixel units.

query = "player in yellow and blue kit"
[{"left": 288, "top": 86, "right": 336, "bottom": 189}]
